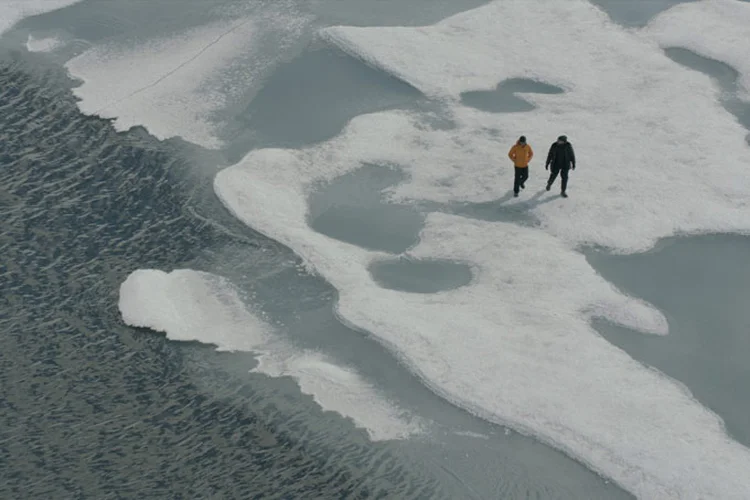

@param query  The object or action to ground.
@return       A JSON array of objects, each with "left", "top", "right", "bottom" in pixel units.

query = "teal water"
[{"left": 587, "top": 235, "right": 750, "bottom": 448}]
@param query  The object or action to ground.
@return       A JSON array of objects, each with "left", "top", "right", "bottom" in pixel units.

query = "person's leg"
[
  {"left": 514, "top": 167, "right": 522, "bottom": 195},
  {"left": 521, "top": 167, "right": 529, "bottom": 189},
  {"left": 546, "top": 168, "right": 559, "bottom": 190},
  {"left": 561, "top": 168, "right": 569, "bottom": 194}
]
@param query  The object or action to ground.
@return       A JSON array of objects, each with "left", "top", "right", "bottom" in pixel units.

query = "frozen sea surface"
[
  {"left": 0, "top": 12, "right": 630, "bottom": 500},
  {"left": 2, "top": 0, "right": 750, "bottom": 498}
]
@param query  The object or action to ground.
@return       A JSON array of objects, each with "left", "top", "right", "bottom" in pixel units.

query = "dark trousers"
[
  {"left": 513, "top": 167, "right": 529, "bottom": 194},
  {"left": 547, "top": 167, "right": 569, "bottom": 192}
]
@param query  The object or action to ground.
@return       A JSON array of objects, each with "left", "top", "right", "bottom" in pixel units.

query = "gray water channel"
[
  {"left": 227, "top": 47, "right": 425, "bottom": 158},
  {"left": 589, "top": 0, "right": 693, "bottom": 27},
  {"left": 587, "top": 235, "right": 750, "bottom": 447}
]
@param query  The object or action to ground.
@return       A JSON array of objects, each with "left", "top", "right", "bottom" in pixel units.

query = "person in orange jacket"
[{"left": 508, "top": 135, "right": 533, "bottom": 197}]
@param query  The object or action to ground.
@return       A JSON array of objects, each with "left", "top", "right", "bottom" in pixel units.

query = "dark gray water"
[
  {"left": 589, "top": 0, "right": 693, "bottom": 27},
  {"left": 0, "top": 55, "right": 441, "bottom": 499}
]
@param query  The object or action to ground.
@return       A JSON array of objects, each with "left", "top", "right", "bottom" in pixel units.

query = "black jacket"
[{"left": 546, "top": 141, "right": 576, "bottom": 170}]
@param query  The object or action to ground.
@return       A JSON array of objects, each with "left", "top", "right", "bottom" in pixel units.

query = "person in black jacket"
[{"left": 545, "top": 135, "right": 576, "bottom": 198}]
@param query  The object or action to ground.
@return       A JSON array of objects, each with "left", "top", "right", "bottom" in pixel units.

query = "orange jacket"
[{"left": 508, "top": 142, "right": 533, "bottom": 167}]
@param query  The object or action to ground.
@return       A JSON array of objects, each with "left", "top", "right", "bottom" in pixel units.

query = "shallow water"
[
  {"left": 587, "top": 234, "right": 750, "bottom": 448},
  {"left": 369, "top": 258, "right": 473, "bottom": 294},
  {"left": 308, "top": 165, "right": 425, "bottom": 253},
  {"left": 461, "top": 78, "right": 564, "bottom": 114},
  {"left": 589, "top": 0, "right": 691, "bottom": 27},
  {"left": 226, "top": 46, "right": 424, "bottom": 158},
  {"left": 663, "top": 47, "right": 750, "bottom": 138}
]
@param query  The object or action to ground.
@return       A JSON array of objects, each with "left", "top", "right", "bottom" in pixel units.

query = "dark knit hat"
[
  {"left": 519, "top": 135, "right": 526, "bottom": 143},
  {"left": 558, "top": 135, "right": 567, "bottom": 142}
]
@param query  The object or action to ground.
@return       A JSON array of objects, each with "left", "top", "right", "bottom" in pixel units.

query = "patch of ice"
[
  {"left": 66, "top": 10, "right": 310, "bottom": 148},
  {"left": 118, "top": 268, "right": 422, "bottom": 441},
  {"left": 119, "top": 269, "right": 270, "bottom": 351},
  {"left": 217, "top": 155, "right": 750, "bottom": 498},
  {"left": 0, "top": 0, "right": 82, "bottom": 37},
  {"left": 646, "top": 0, "right": 750, "bottom": 101},
  {"left": 319, "top": 0, "right": 750, "bottom": 254},
  {"left": 26, "top": 34, "right": 63, "bottom": 53},
  {"left": 213, "top": 0, "right": 750, "bottom": 496},
  {"left": 256, "top": 351, "right": 423, "bottom": 441},
  {"left": 452, "top": 430, "right": 490, "bottom": 440}
]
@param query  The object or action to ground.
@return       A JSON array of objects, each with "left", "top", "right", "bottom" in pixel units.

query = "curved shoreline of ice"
[
  {"left": 64, "top": 9, "right": 311, "bottom": 149},
  {"left": 214, "top": 0, "right": 750, "bottom": 497},
  {"left": 214, "top": 146, "right": 749, "bottom": 499},
  {"left": 64, "top": 19, "right": 257, "bottom": 149},
  {"left": 646, "top": 0, "right": 750, "bottom": 101},
  {"left": 118, "top": 269, "right": 424, "bottom": 441}
]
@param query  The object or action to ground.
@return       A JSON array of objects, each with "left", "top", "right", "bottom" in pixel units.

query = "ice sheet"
[
  {"left": 213, "top": 0, "right": 750, "bottom": 496},
  {"left": 118, "top": 269, "right": 422, "bottom": 441},
  {"left": 216, "top": 151, "right": 750, "bottom": 497},
  {"left": 0, "top": 0, "right": 82, "bottom": 36},
  {"left": 256, "top": 351, "right": 423, "bottom": 441},
  {"left": 215, "top": 145, "right": 750, "bottom": 498},
  {"left": 65, "top": 19, "right": 255, "bottom": 148},
  {"left": 320, "top": 0, "right": 750, "bottom": 254},
  {"left": 647, "top": 0, "right": 750, "bottom": 101},
  {"left": 66, "top": 10, "right": 309, "bottom": 148}
]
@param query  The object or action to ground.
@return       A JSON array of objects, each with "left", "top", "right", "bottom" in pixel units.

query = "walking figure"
[
  {"left": 545, "top": 135, "right": 576, "bottom": 198},
  {"left": 508, "top": 135, "right": 533, "bottom": 197}
]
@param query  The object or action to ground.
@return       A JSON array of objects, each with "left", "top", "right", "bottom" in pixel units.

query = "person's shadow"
[{"left": 425, "top": 188, "right": 562, "bottom": 225}]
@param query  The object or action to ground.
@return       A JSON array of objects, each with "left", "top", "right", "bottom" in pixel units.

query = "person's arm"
[
  {"left": 568, "top": 143, "right": 576, "bottom": 169},
  {"left": 508, "top": 146, "right": 516, "bottom": 162},
  {"left": 545, "top": 144, "right": 554, "bottom": 169},
  {"left": 528, "top": 146, "right": 534, "bottom": 162}
]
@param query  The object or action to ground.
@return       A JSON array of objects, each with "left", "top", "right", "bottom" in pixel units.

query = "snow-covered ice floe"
[
  {"left": 119, "top": 269, "right": 423, "bottom": 441},
  {"left": 65, "top": 10, "right": 310, "bottom": 149},
  {"left": 646, "top": 0, "right": 750, "bottom": 102},
  {"left": 213, "top": 0, "right": 750, "bottom": 497}
]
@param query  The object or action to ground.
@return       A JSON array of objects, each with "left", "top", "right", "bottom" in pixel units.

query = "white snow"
[
  {"left": 647, "top": 0, "right": 750, "bottom": 101},
  {"left": 65, "top": 10, "right": 310, "bottom": 149},
  {"left": 320, "top": 0, "right": 750, "bottom": 253},
  {"left": 26, "top": 34, "right": 63, "bottom": 53},
  {"left": 65, "top": 19, "right": 256, "bottom": 149},
  {"left": 0, "top": 0, "right": 82, "bottom": 36},
  {"left": 213, "top": 0, "right": 750, "bottom": 497},
  {"left": 118, "top": 269, "right": 423, "bottom": 441},
  {"left": 119, "top": 269, "right": 271, "bottom": 351}
]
